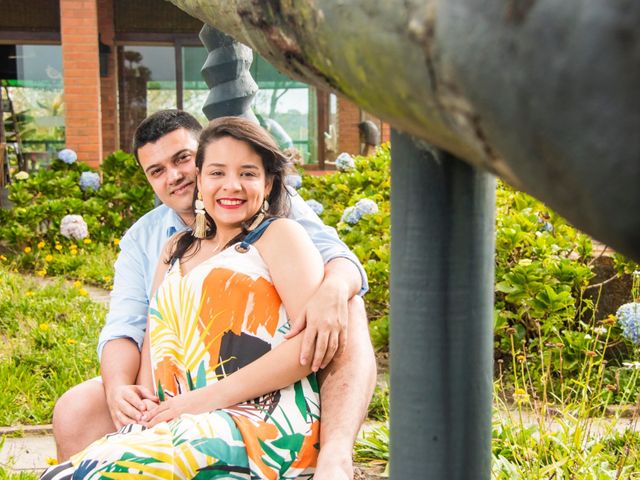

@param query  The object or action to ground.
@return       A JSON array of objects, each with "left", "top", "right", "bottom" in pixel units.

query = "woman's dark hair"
[{"left": 169, "top": 116, "right": 292, "bottom": 264}]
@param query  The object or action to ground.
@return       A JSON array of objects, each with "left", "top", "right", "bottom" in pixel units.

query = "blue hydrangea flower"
[
  {"left": 355, "top": 198, "right": 379, "bottom": 216},
  {"left": 335, "top": 152, "right": 355, "bottom": 172},
  {"left": 617, "top": 302, "right": 640, "bottom": 346},
  {"left": 58, "top": 148, "right": 78, "bottom": 164},
  {"left": 79, "top": 171, "right": 101, "bottom": 192},
  {"left": 306, "top": 199, "right": 324, "bottom": 215},
  {"left": 285, "top": 174, "right": 303, "bottom": 189},
  {"left": 341, "top": 206, "right": 362, "bottom": 225}
]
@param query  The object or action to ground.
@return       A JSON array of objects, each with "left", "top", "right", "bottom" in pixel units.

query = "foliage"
[
  {"left": 0, "top": 150, "right": 152, "bottom": 285},
  {"left": 0, "top": 264, "right": 103, "bottom": 426},
  {"left": 298, "top": 145, "right": 391, "bottom": 349},
  {"left": 493, "top": 182, "right": 639, "bottom": 400}
]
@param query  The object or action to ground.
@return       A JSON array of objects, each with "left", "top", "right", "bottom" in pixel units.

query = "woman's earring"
[
  {"left": 247, "top": 198, "right": 269, "bottom": 232},
  {"left": 193, "top": 191, "right": 207, "bottom": 239}
]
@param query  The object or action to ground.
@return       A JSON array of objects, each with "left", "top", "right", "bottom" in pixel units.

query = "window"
[
  {"left": 1, "top": 44, "right": 65, "bottom": 170},
  {"left": 119, "top": 45, "right": 177, "bottom": 151},
  {"left": 119, "top": 43, "right": 318, "bottom": 163}
]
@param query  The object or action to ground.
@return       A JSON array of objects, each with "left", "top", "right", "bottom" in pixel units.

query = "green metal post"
[{"left": 390, "top": 130, "right": 496, "bottom": 478}]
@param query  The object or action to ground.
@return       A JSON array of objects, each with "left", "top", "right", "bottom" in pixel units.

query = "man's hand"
[
  {"left": 106, "top": 385, "right": 158, "bottom": 428},
  {"left": 285, "top": 275, "right": 350, "bottom": 372}
]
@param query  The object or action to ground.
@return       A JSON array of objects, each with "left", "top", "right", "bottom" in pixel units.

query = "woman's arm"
[{"left": 142, "top": 219, "right": 324, "bottom": 426}]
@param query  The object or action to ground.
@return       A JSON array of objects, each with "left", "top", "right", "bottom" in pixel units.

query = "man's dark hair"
[{"left": 132, "top": 109, "right": 202, "bottom": 162}]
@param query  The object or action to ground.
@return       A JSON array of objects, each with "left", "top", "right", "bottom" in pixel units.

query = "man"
[{"left": 53, "top": 110, "right": 376, "bottom": 479}]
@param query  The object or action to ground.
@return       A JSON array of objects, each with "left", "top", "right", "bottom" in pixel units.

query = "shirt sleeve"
[
  {"left": 287, "top": 189, "right": 369, "bottom": 295},
  {"left": 97, "top": 229, "right": 149, "bottom": 359}
]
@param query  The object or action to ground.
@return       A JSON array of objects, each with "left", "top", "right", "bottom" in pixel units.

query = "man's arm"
[
  {"left": 98, "top": 231, "right": 157, "bottom": 427},
  {"left": 285, "top": 191, "right": 368, "bottom": 370}
]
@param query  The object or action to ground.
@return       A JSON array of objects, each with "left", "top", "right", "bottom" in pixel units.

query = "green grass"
[
  {"left": 0, "top": 469, "right": 39, "bottom": 480},
  {"left": 0, "top": 265, "right": 104, "bottom": 426}
]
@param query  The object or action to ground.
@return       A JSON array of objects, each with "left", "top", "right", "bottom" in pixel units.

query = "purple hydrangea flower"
[
  {"left": 306, "top": 199, "right": 324, "bottom": 215},
  {"left": 285, "top": 174, "right": 303, "bottom": 190},
  {"left": 355, "top": 198, "right": 379, "bottom": 216},
  {"left": 341, "top": 206, "right": 362, "bottom": 225},
  {"left": 79, "top": 171, "right": 101, "bottom": 192},
  {"left": 617, "top": 302, "right": 640, "bottom": 346},
  {"left": 58, "top": 149, "right": 78, "bottom": 164},
  {"left": 335, "top": 152, "right": 355, "bottom": 172},
  {"left": 60, "top": 214, "right": 89, "bottom": 240}
]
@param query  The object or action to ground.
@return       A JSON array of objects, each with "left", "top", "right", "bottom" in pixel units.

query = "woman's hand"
[{"left": 140, "top": 389, "right": 209, "bottom": 427}]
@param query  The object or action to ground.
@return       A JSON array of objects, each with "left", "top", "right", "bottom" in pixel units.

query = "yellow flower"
[
  {"left": 35, "top": 269, "right": 47, "bottom": 277},
  {"left": 44, "top": 254, "right": 54, "bottom": 262},
  {"left": 73, "top": 280, "right": 82, "bottom": 288},
  {"left": 23, "top": 246, "right": 32, "bottom": 254},
  {"left": 79, "top": 288, "right": 89, "bottom": 297},
  {"left": 103, "top": 276, "right": 112, "bottom": 283},
  {"left": 37, "top": 241, "right": 45, "bottom": 249},
  {"left": 83, "top": 238, "right": 91, "bottom": 244},
  {"left": 513, "top": 388, "right": 530, "bottom": 404},
  {"left": 46, "top": 457, "right": 58, "bottom": 466},
  {"left": 516, "top": 354, "right": 526, "bottom": 363},
  {"left": 55, "top": 244, "right": 63, "bottom": 251},
  {"left": 66, "top": 339, "right": 77, "bottom": 345},
  {"left": 25, "top": 291, "right": 33, "bottom": 296},
  {"left": 70, "top": 249, "right": 78, "bottom": 256},
  {"left": 113, "top": 238, "right": 120, "bottom": 246},
  {"left": 39, "top": 323, "right": 50, "bottom": 332},
  {"left": 0, "top": 255, "right": 7, "bottom": 261}
]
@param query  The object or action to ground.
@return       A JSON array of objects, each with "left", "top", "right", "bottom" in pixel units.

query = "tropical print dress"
[{"left": 43, "top": 223, "right": 320, "bottom": 480}]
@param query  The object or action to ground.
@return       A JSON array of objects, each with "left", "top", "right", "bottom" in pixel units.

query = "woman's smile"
[{"left": 217, "top": 198, "right": 246, "bottom": 209}]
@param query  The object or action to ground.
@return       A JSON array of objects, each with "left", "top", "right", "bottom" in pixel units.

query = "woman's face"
[{"left": 197, "top": 136, "right": 272, "bottom": 232}]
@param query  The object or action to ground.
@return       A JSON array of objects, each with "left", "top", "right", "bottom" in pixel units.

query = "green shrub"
[
  {"left": 298, "top": 146, "right": 390, "bottom": 349},
  {"left": 0, "top": 150, "right": 153, "bottom": 249},
  {"left": 0, "top": 150, "right": 152, "bottom": 285}
]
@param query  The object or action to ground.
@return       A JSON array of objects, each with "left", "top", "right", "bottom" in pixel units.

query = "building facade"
[{"left": 0, "top": 0, "right": 389, "bottom": 170}]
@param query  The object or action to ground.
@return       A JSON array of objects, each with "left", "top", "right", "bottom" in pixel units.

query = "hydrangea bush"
[
  {"left": 299, "top": 145, "right": 391, "bottom": 349},
  {"left": 0, "top": 149, "right": 153, "bottom": 249}
]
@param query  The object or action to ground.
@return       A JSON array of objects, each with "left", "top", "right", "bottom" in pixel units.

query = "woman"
[{"left": 43, "top": 117, "right": 323, "bottom": 479}]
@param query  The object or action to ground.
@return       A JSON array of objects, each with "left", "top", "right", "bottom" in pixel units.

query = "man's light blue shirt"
[{"left": 97, "top": 190, "right": 368, "bottom": 358}]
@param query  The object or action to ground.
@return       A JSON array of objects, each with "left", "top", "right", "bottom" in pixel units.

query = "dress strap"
[{"left": 235, "top": 217, "right": 278, "bottom": 253}]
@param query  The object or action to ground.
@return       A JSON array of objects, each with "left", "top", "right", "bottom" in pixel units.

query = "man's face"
[{"left": 137, "top": 128, "right": 199, "bottom": 222}]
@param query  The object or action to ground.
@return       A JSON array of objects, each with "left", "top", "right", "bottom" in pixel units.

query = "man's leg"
[
  {"left": 52, "top": 378, "right": 115, "bottom": 461},
  {"left": 315, "top": 296, "right": 377, "bottom": 479}
]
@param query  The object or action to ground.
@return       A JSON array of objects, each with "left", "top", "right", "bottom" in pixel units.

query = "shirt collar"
[{"left": 164, "top": 206, "right": 189, "bottom": 238}]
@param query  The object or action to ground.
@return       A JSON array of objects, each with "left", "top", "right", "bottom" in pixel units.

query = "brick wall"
[
  {"left": 337, "top": 96, "right": 361, "bottom": 155},
  {"left": 60, "top": 0, "right": 102, "bottom": 168},
  {"left": 98, "top": 0, "right": 117, "bottom": 156}
]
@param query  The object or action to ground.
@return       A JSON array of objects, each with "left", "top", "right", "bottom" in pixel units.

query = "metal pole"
[
  {"left": 390, "top": 130, "right": 495, "bottom": 478},
  {"left": 199, "top": 24, "right": 258, "bottom": 122}
]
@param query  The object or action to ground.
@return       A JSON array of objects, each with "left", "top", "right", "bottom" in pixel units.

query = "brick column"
[
  {"left": 337, "top": 96, "right": 360, "bottom": 155},
  {"left": 98, "top": 0, "right": 117, "bottom": 156},
  {"left": 60, "top": 0, "right": 102, "bottom": 168},
  {"left": 381, "top": 121, "right": 391, "bottom": 144}
]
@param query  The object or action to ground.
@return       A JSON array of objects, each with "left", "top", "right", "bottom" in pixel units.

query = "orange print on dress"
[
  {"left": 154, "top": 355, "right": 186, "bottom": 397},
  {"left": 290, "top": 420, "right": 320, "bottom": 469},
  {"left": 232, "top": 415, "right": 279, "bottom": 480},
  {"left": 198, "top": 268, "right": 281, "bottom": 364}
]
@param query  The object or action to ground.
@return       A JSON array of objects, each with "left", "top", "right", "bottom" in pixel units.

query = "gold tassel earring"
[
  {"left": 247, "top": 198, "right": 269, "bottom": 232},
  {"left": 193, "top": 191, "right": 207, "bottom": 239}
]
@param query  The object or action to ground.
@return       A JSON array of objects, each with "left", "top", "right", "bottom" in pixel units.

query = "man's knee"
[{"left": 53, "top": 379, "right": 107, "bottom": 434}]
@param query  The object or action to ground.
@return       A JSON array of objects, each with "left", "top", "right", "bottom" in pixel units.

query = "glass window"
[
  {"left": 182, "top": 46, "right": 317, "bottom": 163},
  {"left": 182, "top": 46, "right": 209, "bottom": 125},
  {"left": 1, "top": 44, "right": 65, "bottom": 170},
  {"left": 119, "top": 45, "right": 176, "bottom": 150}
]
